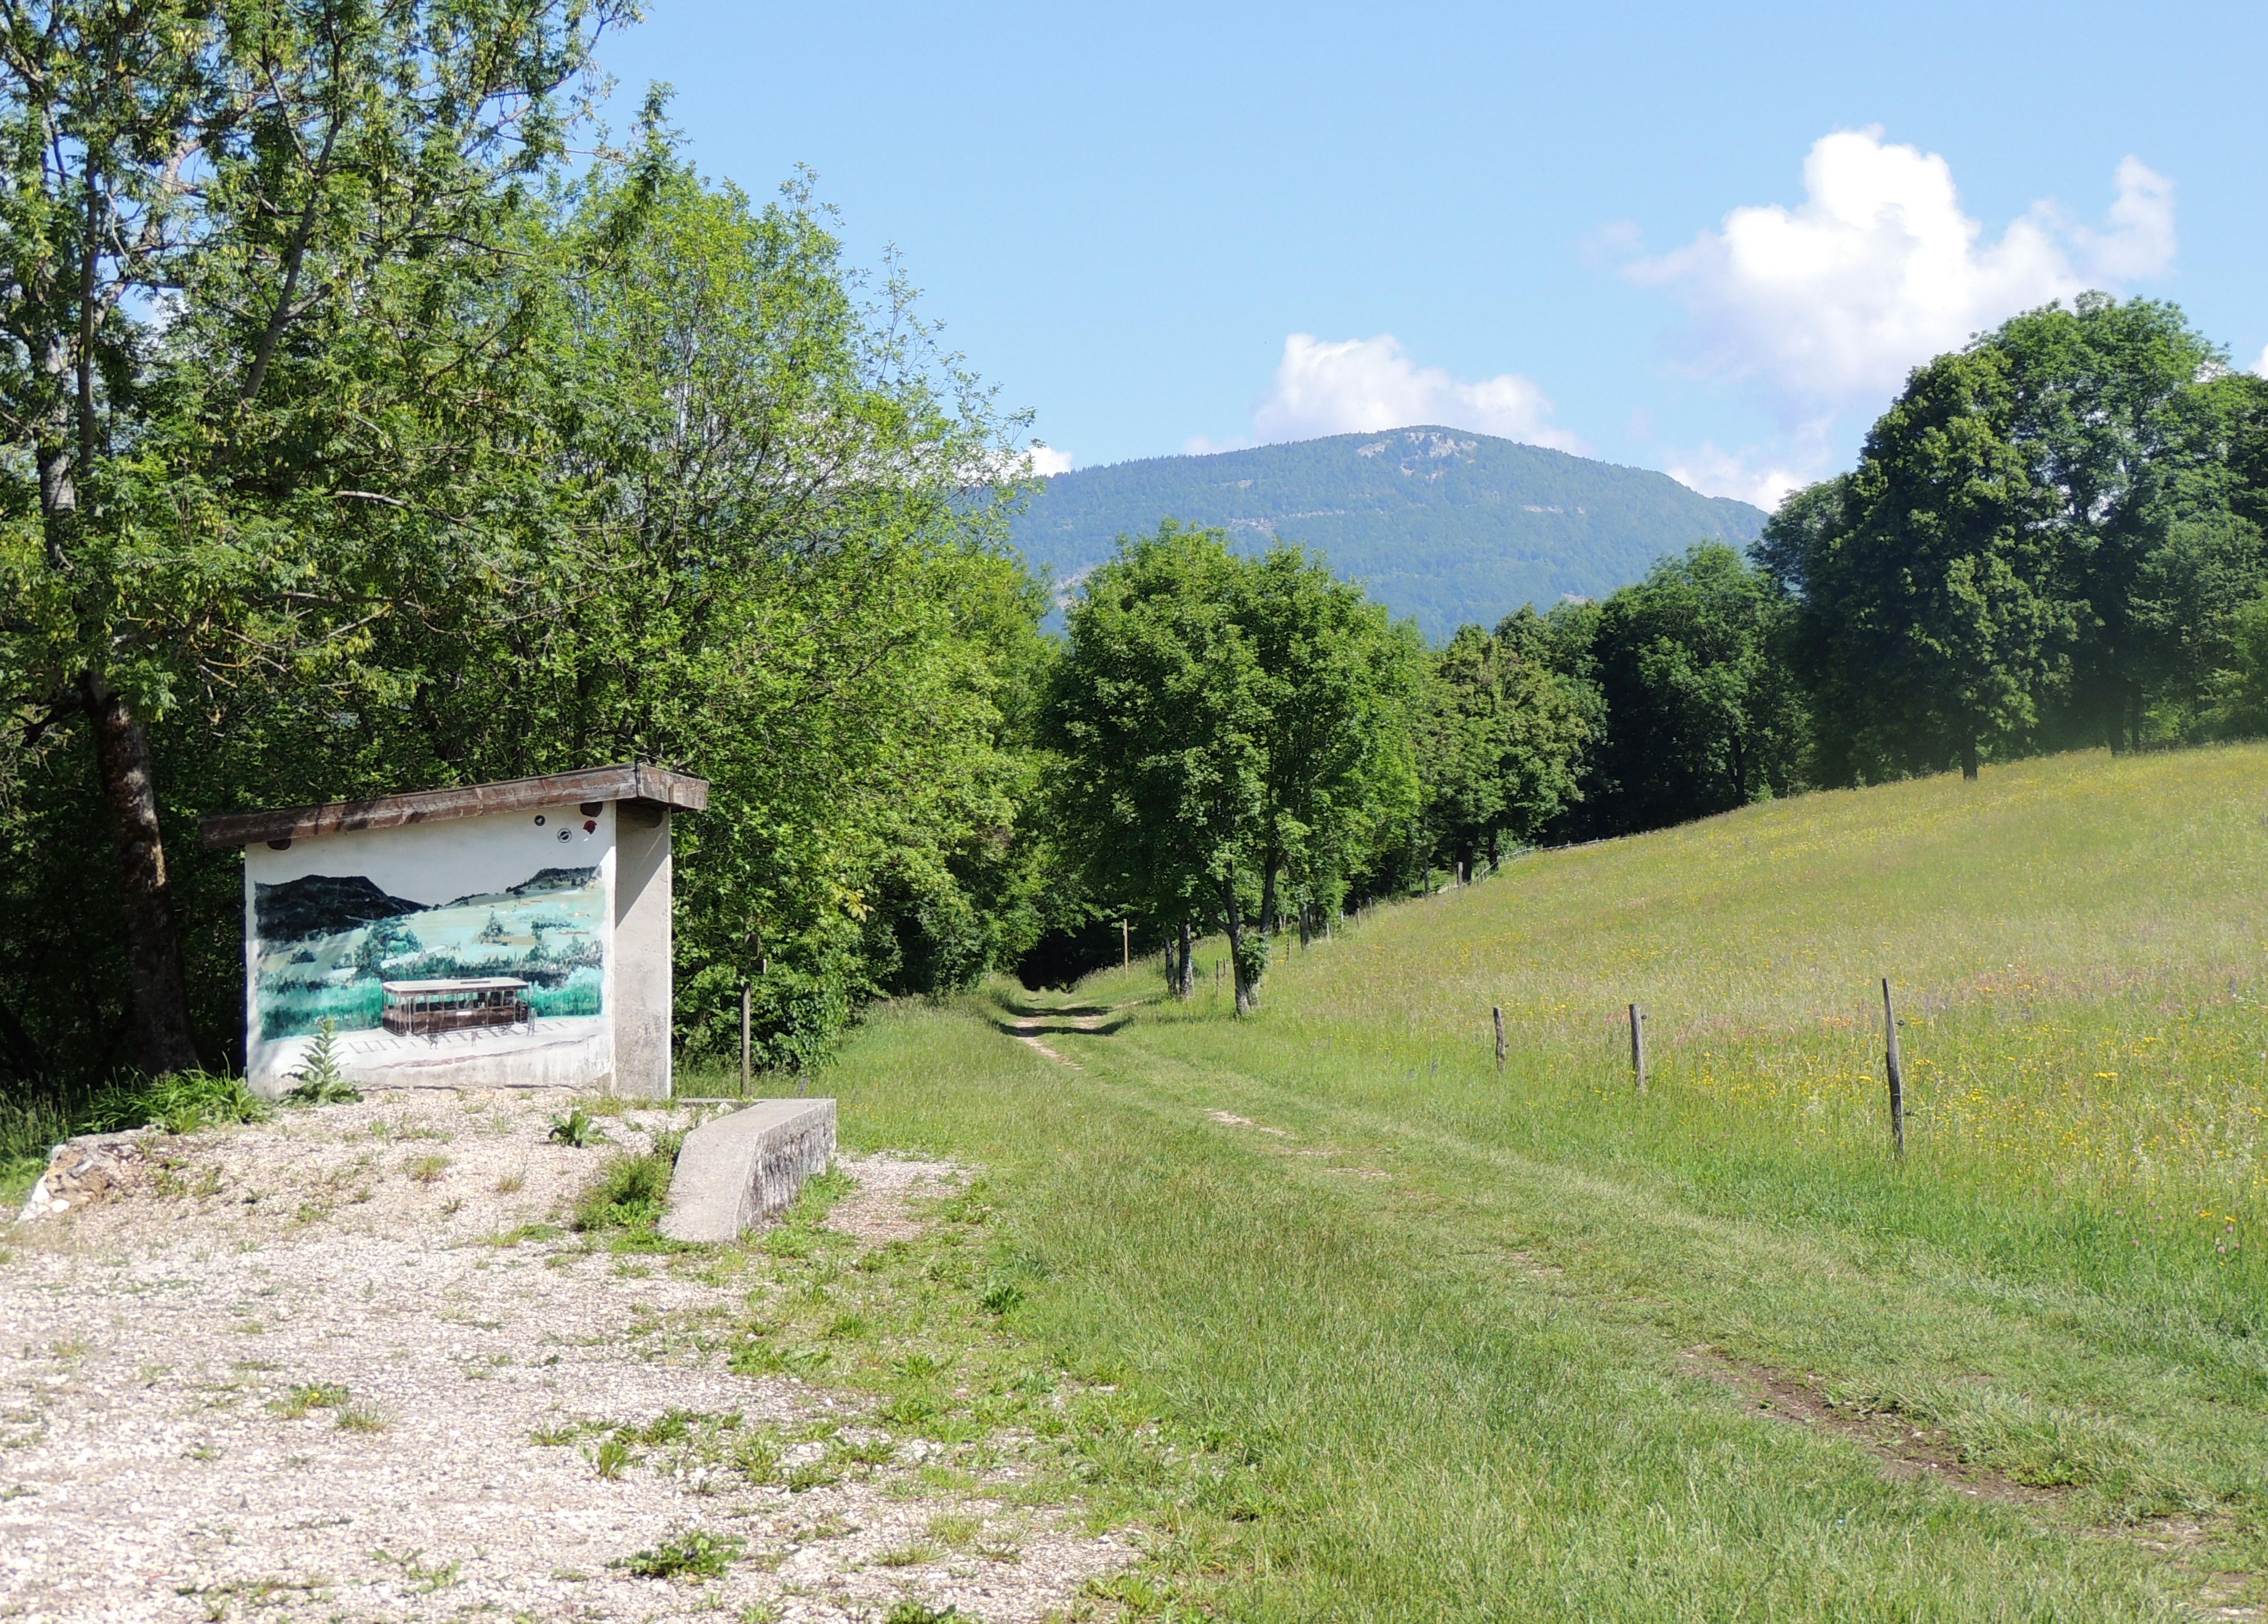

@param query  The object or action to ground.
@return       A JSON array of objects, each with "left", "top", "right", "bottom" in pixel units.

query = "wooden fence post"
[
  {"left": 1883, "top": 977, "right": 1905, "bottom": 1158},
  {"left": 740, "top": 982, "right": 752, "bottom": 1095},
  {"left": 1629, "top": 1003, "right": 1646, "bottom": 1096},
  {"left": 1493, "top": 1006, "right": 1506, "bottom": 1074}
]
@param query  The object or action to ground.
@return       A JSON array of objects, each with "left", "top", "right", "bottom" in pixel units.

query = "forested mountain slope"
[{"left": 1011, "top": 427, "right": 1767, "bottom": 639}]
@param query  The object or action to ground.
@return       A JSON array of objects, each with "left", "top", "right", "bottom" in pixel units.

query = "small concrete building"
[{"left": 201, "top": 764, "right": 707, "bottom": 1100}]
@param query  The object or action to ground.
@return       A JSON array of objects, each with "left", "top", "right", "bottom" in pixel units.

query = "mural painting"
[
  {"left": 238, "top": 799, "right": 622, "bottom": 1091},
  {"left": 253, "top": 865, "right": 606, "bottom": 1040}
]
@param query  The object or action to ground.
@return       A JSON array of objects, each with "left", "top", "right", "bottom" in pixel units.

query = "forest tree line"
[{"left": 7, "top": 4, "right": 2268, "bottom": 1092}]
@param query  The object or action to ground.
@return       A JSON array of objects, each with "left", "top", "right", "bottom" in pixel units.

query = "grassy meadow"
[{"left": 811, "top": 743, "right": 2268, "bottom": 1620}]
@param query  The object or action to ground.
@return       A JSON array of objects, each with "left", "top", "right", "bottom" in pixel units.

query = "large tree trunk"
[
  {"left": 82, "top": 673, "right": 202, "bottom": 1076},
  {"left": 1961, "top": 735, "right": 1979, "bottom": 781},
  {"left": 1259, "top": 862, "right": 1279, "bottom": 942},
  {"left": 1176, "top": 916, "right": 1194, "bottom": 1000}
]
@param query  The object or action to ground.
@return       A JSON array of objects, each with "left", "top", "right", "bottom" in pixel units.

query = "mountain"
[{"left": 1010, "top": 427, "right": 1769, "bottom": 641}]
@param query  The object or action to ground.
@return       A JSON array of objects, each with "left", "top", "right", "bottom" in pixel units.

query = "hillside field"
[{"left": 806, "top": 743, "right": 2268, "bottom": 1620}]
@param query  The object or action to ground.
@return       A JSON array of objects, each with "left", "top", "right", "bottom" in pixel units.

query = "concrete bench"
[{"left": 660, "top": 1098, "right": 837, "bottom": 1243}]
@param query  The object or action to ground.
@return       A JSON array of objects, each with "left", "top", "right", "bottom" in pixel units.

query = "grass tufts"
[
  {"left": 619, "top": 1528, "right": 741, "bottom": 1581},
  {"left": 81, "top": 1070, "right": 268, "bottom": 1138},
  {"left": 572, "top": 1148, "right": 674, "bottom": 1232}
]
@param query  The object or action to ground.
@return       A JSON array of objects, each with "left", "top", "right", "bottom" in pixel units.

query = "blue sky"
[{"left": 595, "top": 1, "right": 2266, "bottom": 509}]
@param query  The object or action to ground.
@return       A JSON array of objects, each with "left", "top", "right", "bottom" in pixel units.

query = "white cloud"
[
  {"left": 1665, "top": 444, "right": 1812, "bottom": 513},
  {"left": 1664, "top": 418, "right": 1838, "bottom": 513},
  {"left": 1249, "top": 333, "right": 1587, "bottom": 452},
  {"left": 970, "top": 443, "right": 1072, "bottom": 485},
  {"left": 1629, "top": 129, "right": 2177, "bottom": 411}
]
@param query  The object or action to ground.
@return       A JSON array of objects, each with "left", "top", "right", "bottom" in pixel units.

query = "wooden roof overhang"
[{"left": 201, "top": 764, "right": 709, "bottom": 850}]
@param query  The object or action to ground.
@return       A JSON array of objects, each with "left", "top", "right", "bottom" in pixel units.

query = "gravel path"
[{"left": 0, "top": 1090, "right": 1128, "bottom": 1622}]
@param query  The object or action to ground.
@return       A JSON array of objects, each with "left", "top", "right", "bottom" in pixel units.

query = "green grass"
[{"left": 816, "top": 744, "right": 2268, "bottom": 1621}]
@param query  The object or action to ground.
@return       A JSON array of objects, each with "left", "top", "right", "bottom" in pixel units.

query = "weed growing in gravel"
[
  {"left": 874, "top": 1542, "right": 937, "bottom": 1568},
  {"left": 620, "top": 1528, "right": 742, "bottom": 1581},
  {"left": 334, "top": 1404, "right": 390, "bottom": 1433},
  {"left": 571, "top": 1148, "right": 674, "bottom": 1231},
  {"left": 925, "top": 1513, "right": 983, "bottom": 1547},
  {"left": 283, "top": 1022, "right": 360, "bottom": 1105},
  {"left": 830, "top": 1434, "right": 897, "bottom": 1467},
  {"left": 494, "top": 1170, "right": 526, "bottom": 1193},
  {"left": 270, "top": 1383, "right": 349, "bottom": 1418},
  {"left": 592, "top": 1436, "right": 633, "bottom": 1478},
  {"left": 880, "top": 1602, "right": 968, "bottom": 1624},
  {"left": 373, "top": 1549, "right": 461, "bottom": 1593},
  {"left": 406, "top": 1153, "right": 450, "bottom": 1184},
  {"left": 548, "top": 1107, "right": 605, "bottom": 1148}
]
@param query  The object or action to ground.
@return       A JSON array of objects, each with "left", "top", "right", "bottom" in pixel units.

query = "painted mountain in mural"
[{"left": 253, "top": 873, "right": 425, "bottom": 942}]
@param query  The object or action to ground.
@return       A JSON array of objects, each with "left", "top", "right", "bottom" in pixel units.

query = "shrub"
[{"left": 81, "top": 1071, "right": 268, "bottom": 1137}]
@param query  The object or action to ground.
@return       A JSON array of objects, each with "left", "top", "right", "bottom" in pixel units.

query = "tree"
[
  {"left": 0, "top": 0, "right": 621, "bottom": 1074},
  {"left": 1047, "top": 523, "right": 1269, "bottom": 1008},
  {"left": 1581, "top": 542, "right": 1804, "bottom": 833},
  {"left": 353, "top": 128, "right": 1051, "bottom": 1070},
  {"left": 1418, "top": 618, "right": 1591, "bottom": 873},
  {"left": 1, "top": 99, "right": 1056, "bottom": 1088},
  {"left": 1047, "top": 524, "right": 1420, "bottom": 1013},
  {"left": 1239, "top": 544, "right": 1424, "bottom": 944},
  {"left": 1988, "top": 295, "right": 2263, "bottom": 750},
  {"left": 1760, "top": 347, "right": 2065, "bottom": 782}
]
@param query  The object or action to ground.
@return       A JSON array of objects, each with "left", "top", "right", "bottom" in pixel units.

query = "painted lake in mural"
[{"left": 254, "top": 865, "right": 605, "bottom": 1040}]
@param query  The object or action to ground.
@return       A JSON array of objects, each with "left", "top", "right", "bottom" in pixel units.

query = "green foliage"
[
  {"left": 621, "top": 1529, "right": 742, "bottom": 1581},
  {"left": 1415, "top": 610, "right": 1593, "bottom": 872},
  {"left": 547, "top": 1107, "right": 606, "bottom": 1149},
  {"left": 1047, "top": 522, "right": 1422, "bottom": 1009},
  {"left": 1580, "top": 542, "right": 1806, "bottom": 834},
  {"left": 0, "top": 99, "right": 1049, "bottom": 1097},
  {"left": 81, "top": 1070, "right": 268, "bottom": 1137},
  {"left": 1762, "top": 295, "right": 2268, "bottom": 782},
  {"left": 283, "top": 1021, "right": 359, "bottom": 1106},
  {"left": 571, "top": 1148, "right": 675, "bottom": 1232},
  {"left": 2204, "top": 585, "right": 2268, "bottom": 737}
]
